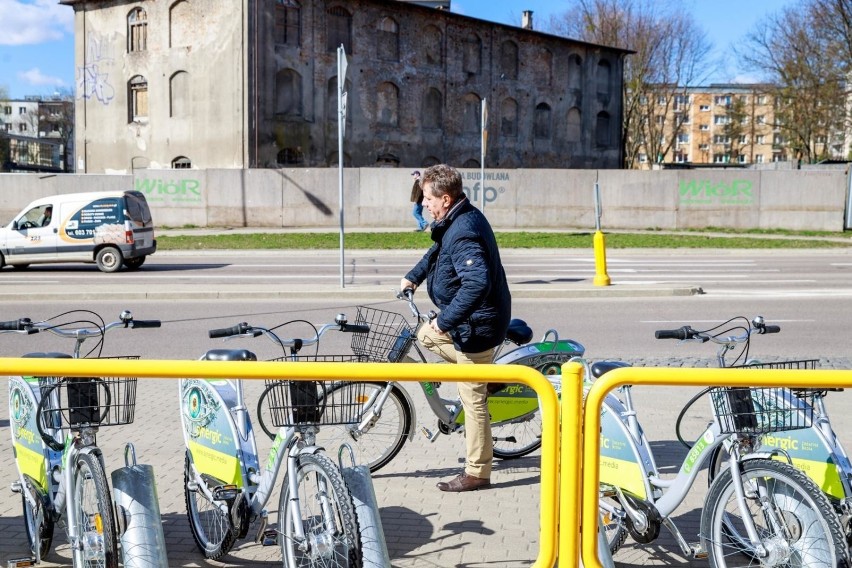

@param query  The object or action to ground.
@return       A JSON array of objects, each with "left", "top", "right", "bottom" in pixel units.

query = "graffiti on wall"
[
  {"left": 77, "top": 37, "right": 115, "bottom": 104},
  {"left": 462, "top": 171, "right": 510, "bottom": 205},
  {"left": 679, "top": 179, "right": 754, "bottom": 206},
  {"left": 135, "top": 178, "right": 203, "bottom": 204}
]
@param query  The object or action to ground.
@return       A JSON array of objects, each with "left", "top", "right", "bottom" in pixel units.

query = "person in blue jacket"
[{"left": 400, "top": 163, "right": 511, "bottom": 492}]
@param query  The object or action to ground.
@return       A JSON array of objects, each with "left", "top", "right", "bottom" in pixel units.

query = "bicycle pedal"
[
  {"left": 420, "top": 426, "right": 440, "bottom": 442},
  {"left": 260, "top": 529, "right": 278, "bottom": 547},
  {"left": 10, "top": 481, "right": 22, "bottom": 494},
  {"left": 213, "top": 484, "right": 239, "bottom": 501},
  {"left": 7, "top": 558, "right": 36, "bottom": 567},
  {"left": 689, "top": 543, "right": 708, "bottom": 559}
]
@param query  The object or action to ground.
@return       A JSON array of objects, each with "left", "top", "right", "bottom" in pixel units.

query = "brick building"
[{"left": 61, "top": 0, "right": 629, "bottom": 172}]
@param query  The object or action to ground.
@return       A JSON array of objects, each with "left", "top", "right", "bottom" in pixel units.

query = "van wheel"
[
  {"left": 124, "top": 256, "right": 145, "bottom": 270},
  {"left": 95, "top": 247, "right": 123, "bottom": 273}
]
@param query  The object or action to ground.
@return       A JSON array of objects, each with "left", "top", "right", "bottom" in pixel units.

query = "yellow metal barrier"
[
  {"left": 0, "top": 357, "right": 561, "bottom": 568},
  {"left": 575, "top": 365, "right": 852, "bottom": 568}
]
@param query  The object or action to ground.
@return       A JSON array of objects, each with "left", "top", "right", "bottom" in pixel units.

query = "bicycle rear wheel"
[
  {"left": 318, "top": 381, "right": 411, "bottom": 473},
  {"left": 22, "top": 481, "right": 54, "bottom": 561},
  {"left": 279, "top": 452, "right": 360, "bottom": 567},
  {"left": 74, "top": 452, "right": 118, "bottom": 568},
  {"left": 183, "top": 452, "right": 238, "bottom": 559},
  {"left": 701, "top": 458, "right": 848, "bottom": 567},
  {"left": 492, "top": 407, "right": 542, "bottom": 459}
]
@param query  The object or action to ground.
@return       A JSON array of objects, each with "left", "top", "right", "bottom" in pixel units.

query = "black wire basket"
[
  {"left": 37, "top": 356, "right": 139, "bottom": 430},
  {"left": 262, "top": 354, "right": 368, "bottom": 427},
  {"left": 709, "top": 385, "right": 816, "bottom": 435},
  {"left": 351, "top": 306, "right": 415, "bottom": 362},
  {"left": 733, "top": 359, "right": 831, "bottom": 398}
]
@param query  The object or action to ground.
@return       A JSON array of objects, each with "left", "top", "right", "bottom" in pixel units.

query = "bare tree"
[
  {"left": 546, "top": 0, "right": 714, "bottom": 168},
  {"left": 740, "top": 3, "right": 847, "bottom": 163}
]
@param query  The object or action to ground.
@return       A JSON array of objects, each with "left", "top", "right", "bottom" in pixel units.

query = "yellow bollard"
[{"left": 593, "top": 230, "right": 611, "bottom": 286}]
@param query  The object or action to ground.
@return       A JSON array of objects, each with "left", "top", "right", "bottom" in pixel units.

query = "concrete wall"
[{"left": 0, "top": 168, "right": 847, "bottom": 232}]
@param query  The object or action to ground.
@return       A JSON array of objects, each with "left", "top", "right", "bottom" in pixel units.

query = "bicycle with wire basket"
[
  {"left": 5, "top": 310, "right": 161, "bottom": 568},
  {"left": 178, "top": 314, "right": 370, "bottom": 567},
  {"left": 312, "top": 289, "right": 585, "bottom": 473},
  {"left": 582, "top": 315, "right": 852, "bottom": 566},
  {"left": 666, "top": 316, "right": 852, "bottom": 546}
]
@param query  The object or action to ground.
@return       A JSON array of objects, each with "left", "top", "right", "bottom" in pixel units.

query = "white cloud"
[
  {"left": 0, "top": 0, "right": 74, "bottom": 46},
  {"left": 18, "top": 67, "right": 65, "bottom": 88}
]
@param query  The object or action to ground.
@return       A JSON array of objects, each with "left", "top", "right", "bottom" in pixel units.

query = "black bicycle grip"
[
  {"left": 130, "top": 319, "right": 161, "bottom": 329},
  {"left": 209, "top": 323, "right": 248, "bottom": 338},
  {"left": 0, "top": 318, "right": 31, "bottom": 331},
  {"left": 759, "top": 325, "right": 781, "bottom": 334},
  {"left": 342, "top": 323, "right": 370, "bottom": 333},
  {"left": 655, "top": 326, "right": 692, "bottom": 340}
]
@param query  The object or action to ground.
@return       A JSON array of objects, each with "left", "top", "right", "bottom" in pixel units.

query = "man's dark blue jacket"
[{"left": 405, "top": 196, "right": 511, "bottom": 353}]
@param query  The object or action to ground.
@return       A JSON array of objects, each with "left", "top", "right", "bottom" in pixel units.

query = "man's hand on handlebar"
[{"left": 400, "top": 278, "right": 417, "bottom": 294}]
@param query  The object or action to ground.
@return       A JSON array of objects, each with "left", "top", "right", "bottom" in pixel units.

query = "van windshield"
[{"left": 125, "top": 192, "right": 153, "bottom": 224}]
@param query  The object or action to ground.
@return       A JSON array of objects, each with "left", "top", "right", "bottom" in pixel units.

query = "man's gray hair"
[{"left": 422, "top": 164, "right": 463, "bottom": 200}]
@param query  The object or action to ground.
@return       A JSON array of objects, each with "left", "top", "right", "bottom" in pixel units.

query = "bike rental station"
[{"left": 6, "top": 353, "right": 852, "bottom": 568}]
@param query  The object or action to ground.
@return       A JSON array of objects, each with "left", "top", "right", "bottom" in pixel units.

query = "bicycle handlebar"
[
  {"left": 654, "top": 326, "right": 697, "bottom": 341},
  {"left": 208, "top": 315, "right": 368, "bottom": 349},
  {"left": 0, "top": 311, "right": 160, "bottom": 338},
  {"left": 397, "top": 288, "right": 437, "bottom": 323},
  {"left": 0, "top": 318, "right": 34, "bottom": 332},
  {"left": 655, "top": 316, "right": 779, "bottom": 347}
]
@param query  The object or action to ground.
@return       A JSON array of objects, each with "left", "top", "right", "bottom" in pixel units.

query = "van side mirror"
[{"left": 11, "top": 219, "right": 18, "bottom": 231}]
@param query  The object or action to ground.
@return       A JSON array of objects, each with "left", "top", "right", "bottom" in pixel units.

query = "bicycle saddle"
[
  {"left": 202, "top": 349, "right": 257, "bottom": 362},
  {"left": 506, "top": 319, "right": 533, "bottom": 345},
  {"left": 590, "top": 360, "right": 631, "bottom": 378}
]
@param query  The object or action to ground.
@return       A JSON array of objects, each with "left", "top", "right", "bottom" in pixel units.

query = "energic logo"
[{"left": 679, "top": 179, "right": 753, "bottom": 206}]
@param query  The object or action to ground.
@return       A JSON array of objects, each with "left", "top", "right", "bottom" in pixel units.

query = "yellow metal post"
[
  {"left": 593, "top": 230, "right": 611, "bottom": 286},
  {"left": 559, "top": 363, "right": 584, "bottom": 568}
]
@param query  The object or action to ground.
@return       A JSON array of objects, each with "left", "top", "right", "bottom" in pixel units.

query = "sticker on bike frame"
[
  {"left": 181, "top": 380, "right": 241, "bottom": 486},
  {"left": 457, "top": 384, "right": 539, "bottom": 425},
  {"left": 9, "top": 378, "right": 49, "bottom": 489},
  {"left": 599, "top": 404, "right": 648, "bottom": 499},
  {"left": 683, "top": 430, "right": 714, "bottom": 475}
]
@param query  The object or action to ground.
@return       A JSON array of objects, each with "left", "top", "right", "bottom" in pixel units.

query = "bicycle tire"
[
  {"left": 183, "top": 452, "right": 238, "bottom": 559},
  {"left": 74, "top": 452, "right": 118, "bottom": 568},
  {"left": 318, "top": 381, "right": 411, "bottom": 473},
  {"left": 279, "top": 452, "right": 360, "bottom": 568},
  {"left": 492, "top": 406, "right": 542, "bottom": 459},
  {"left": 701, "top": 458, "right": 849, "bottom": 568},
  {"left": 22, "top": 481, "right": 54, "bottom": 561}
]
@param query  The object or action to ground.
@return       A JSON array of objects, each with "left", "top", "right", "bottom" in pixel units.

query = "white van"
[{"left": 0, "top": 190, "right": 156, "bottom": 272}]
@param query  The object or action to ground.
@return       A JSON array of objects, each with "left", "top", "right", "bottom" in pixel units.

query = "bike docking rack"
[
  {"left": 560, "top": 362, "right": 852, "bottom": 568},
  {"left": 0, "top": 356, "right": 561, "bottom": 568}
]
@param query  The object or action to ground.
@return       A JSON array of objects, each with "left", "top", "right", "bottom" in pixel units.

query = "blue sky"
[{"left": 0, "top": 0, "right": 795, "bottom": 100}]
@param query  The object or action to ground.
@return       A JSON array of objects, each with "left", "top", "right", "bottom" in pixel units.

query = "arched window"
[
  {"left": 377, "top": 17, "right": 399, "bottom": 61},
  {"left": 500, "top": 98, "right": 518, "bottom": 138},
  {"left": 327, "top": 6, "right": 352, "bottom": 53},
  {"left": 596, "top": 111, "right": 611, "bottom": 147},
  {"left": 128, "top": 75, "right": 148, "bottom": 122},
  {"left": 275, "top": 68, "right": 303, "bottom": 116},
  {"left": 462, "top": 34, "right": 481, "bottom": 74},
  {"left": 567, "top": 107, "right": 582, "bottom": 141},
  {"left": 169, "top": 1, "right": 191, "bottom": 48},
  {"left": 462, "top": 93, "right": 482, "bottom": 134},
  {"left": 422, "top": 88, "right": 442, "bottom": 130},
  {"left": 128, "top": 8, "right": 147, "bottom": 52},
  {"left": 462, "top": 158, "right": 480, "bottom": 168},
  {"left": 534, "top": 103, "right": 551, "bottom": 139},
  {"left": 275, "top": 0, "right": 301, "bottom": 46},
  {"left": 170, "top": 71, "right": 189, "bottom": 118},
  {"left": 567, "top": 54, "right": 583, "bottom": 90},
  {"left": 376, "top": 82, "right": 399, "bottom": 126},
  {"left": 597, "top": 60, "right": 612, "bottom": 97},
  {"left": 172, "top": 156, "right": 192, "bottom": 169},
  {"left": 500, "top": 40, "right": 518, "bottom": 80},
  {"left": 423, "top": 25, "right": 443, "bottom": 66},
  {"left": 535, "top": 48, "right": 553, "bottom": 85}
]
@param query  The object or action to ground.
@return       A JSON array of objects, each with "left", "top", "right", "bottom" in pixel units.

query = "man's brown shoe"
[{"left": 436, "top": 473, "right": 490, "bottom": 492}]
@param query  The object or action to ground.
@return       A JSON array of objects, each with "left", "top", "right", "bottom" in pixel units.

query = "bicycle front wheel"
[
  {"left": 184, "top": 452, "right": 238, "bottom": 559},
  {"left": 74, "top": 452, "right": 118, "bottom": 568},
  {"left": 319, "top": 381, "right": 411, "bottom": 472},
  {"left": 279, "top": 452, "right": 360, "bottom": 568},
  {"left": 701, "top": 458, "right": 848, "bottom": 567}
]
